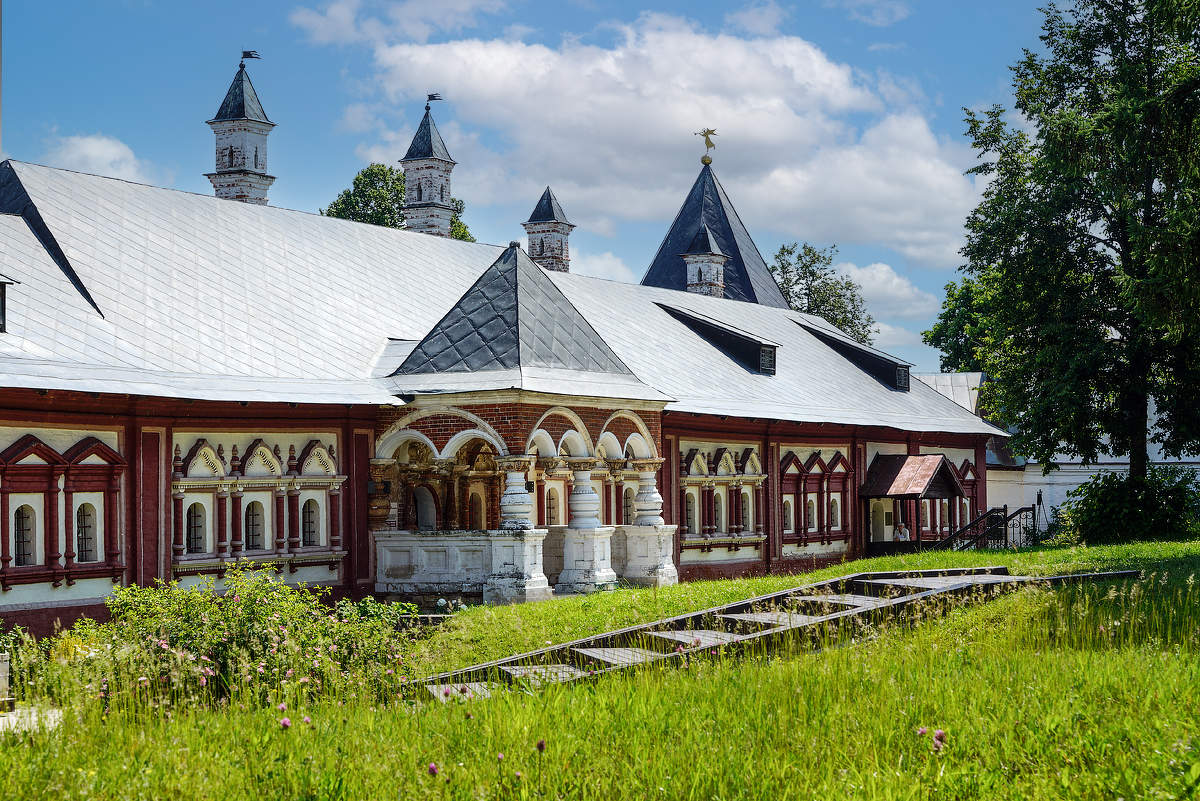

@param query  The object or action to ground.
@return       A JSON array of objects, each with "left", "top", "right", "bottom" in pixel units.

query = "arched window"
[
  {"left": 741, "top": 492, "right": 751, "bottom": 531},
  {"left": 713, "top": 494, "right": 723, "bottom": 534},
  {"left": 254, "top": 146, "right": 259, "bottom": 169},
  {"left": 414, "top": 487, "right": 437, "bottom": 531},
  {"left": 468, "top": 493, "right": 484, "bottom": 530},
  {"left": 783, "top": 500, "right": 793, "bottom": 533},
  {"left": 14, "top": 505, "right": 34, "bottom": 566},
  {"left": 806, "top": 498, "right": 816, "bottom": 531},
  {"left": 416, "top": 182, "right": 422, "bottom": 201},
  {"left": 227, "top": 145, "right": 235, "bottom": 168},
  {"left": 76, "top": 503, "right": 98, "bottom": 562},
  {"left": 623, "top": 487, "right": 636, "bottom": 524},
  {"left": 302, "top": 499, "right": 320, "bottom": 546},
  {"left": 829, "top": 498, "right": 840, "bottom": 530},
  {"left": 685, "top": 493, "right": 697, "bottom": 536},
  {"left": 544, "top": 488, "right": 559, "bottom": 526},
  {"left": 244, "top": 501, "right": 265, "bottom": 550},
  {"left": 440, "top": 184, "right": 445, "bottom": 202},
  {"left": 185, "top": 503, "right": 205, "bottom": 554}
]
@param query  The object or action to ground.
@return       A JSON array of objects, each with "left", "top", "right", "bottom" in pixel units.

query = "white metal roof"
[{"left": 0, "top": 161, "right": 1001, "bottom": 436}]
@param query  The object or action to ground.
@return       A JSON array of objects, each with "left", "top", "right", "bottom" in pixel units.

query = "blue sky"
[{"left": 4, "top": 0, "right": 1046, "bottom": 371}]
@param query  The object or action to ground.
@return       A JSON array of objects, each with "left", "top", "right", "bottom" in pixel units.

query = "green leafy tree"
[
  {"left": 321, "top": 163, "right": 475, "bottom": 242},
  {"left": 932, "top": 0, "right": 1200, "bottom": 480},
  {"left": 922, "top": 277, "right": 986, "bottom": 372},
  {"left": 769, "top": 242, "right": 876, "bottom": 345}
]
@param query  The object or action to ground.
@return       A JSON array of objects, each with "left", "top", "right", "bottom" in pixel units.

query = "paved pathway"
[{"left": 420, "top": 566, "right": 1136, "bottom": 700}]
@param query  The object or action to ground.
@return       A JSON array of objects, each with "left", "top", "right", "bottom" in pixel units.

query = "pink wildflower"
[
  {"left": 279, "top": 718, "right": 291, "bottom": 729},
  {"left": 428, "top": 763, "right": 439, "bottom": 777},
  {"left": 303, "top": 716, "right": 311, "bottom": 725},
  {"left": 536, "top": 739, "right": 546, "bottom": 753},
  {"left": 278, "top": 702, "right": 287, "bottom": 712},
  {"left": 917, "top": 726, "right": 927, "bottom": 736}
]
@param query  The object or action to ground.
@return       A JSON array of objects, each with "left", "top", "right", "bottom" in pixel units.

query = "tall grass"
[{"left": 1, "top": 543, "right": 1198, "bottom": 799}]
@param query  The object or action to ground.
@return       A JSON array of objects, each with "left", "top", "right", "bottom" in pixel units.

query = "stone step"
[
  {"left": 721, "top": 611, "right": 821, "bottom": 629},
  {"left": 501, "top": 663, "right": 586, "bottom": 685},
  {"left": 426, "top": 681, "right": 493, "bottom": 701},
  {"left": 648, "top": 629, "right": 743, "bottom": 648},
  {"left": 572, "top": 646, "right": 663, "bottom": 668},
  {"left": 795, "top": 593, "right": 884, "bottom": 608}
]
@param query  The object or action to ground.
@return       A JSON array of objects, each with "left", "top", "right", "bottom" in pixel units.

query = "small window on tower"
[
  {"left": 416, "top": 183, "right": 422, "bottom": 201},
  {"left": 228, "top": 145, "right": 235, "bottom": 168},
  {"left": 440, "top": 184, "right": 445, "bottom": 201},
  {"left": 254, "top": 147, "right": 259, "bottom": 169}
]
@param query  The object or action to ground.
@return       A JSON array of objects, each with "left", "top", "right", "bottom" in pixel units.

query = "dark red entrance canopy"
[{"left": 859, "top": 454, "right": 965, "bottom": 499}]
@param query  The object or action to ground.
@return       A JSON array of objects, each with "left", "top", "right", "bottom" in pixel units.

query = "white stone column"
[
  {"left": 498, "top": 456, "right": 535, "bottom": 531},
  {"left": 633, "top": 459, "right": 665, "bottom": 526},
  {"left": 557, "top": 458, "right": 616, "bottom": 594}
]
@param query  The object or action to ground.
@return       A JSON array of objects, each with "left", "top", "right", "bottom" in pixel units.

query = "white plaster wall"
[
  {"left": 781, "top": 540, "right": 847, "bottom": 558},
  {"left": 175, "top": 565, "right": 339, "bottom": 591},
  {"left": 0, "top": 577, "right": 115, "bottom": 609},
  {"left": 0, "top": 426, "right": 119, "bottom": 453},
  {"left": 919, "top": 445, "right": 975, "bottom": 466},
  {"left": 679, "top": 546, "right": 764, "bottom": 566},
  {"left": 867, "top": 442, "right": 908, "bottom": 464}
]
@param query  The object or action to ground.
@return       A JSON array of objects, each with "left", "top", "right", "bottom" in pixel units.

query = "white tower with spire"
[
  {"left": 205, "top": 56, "right": 275, "bottom": 205},
  {"left": 682, "top": 224, "right": 727, "bottom": 297},
  {"left": 522, "top": 186, "right": 575, "bottom": 272},
  {"left": 400, "top": 98, "right": 456, "bottom": 237}
]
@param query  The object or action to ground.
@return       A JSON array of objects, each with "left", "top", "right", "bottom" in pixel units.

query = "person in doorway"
[{"left": 895, "top": 521, "right": 911, "bottom": 541}]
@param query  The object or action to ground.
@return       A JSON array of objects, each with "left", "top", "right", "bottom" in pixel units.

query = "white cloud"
[
  {"left": 297, "top": 8, "right": 978, "bottom": 266},
  {"left": 826, "top": 0, "right": 912, "bottom": 27},
  {"left": 570, "top": 249, "right": 638, "bottom": 283},
  {"left": 41, "top": 134, "right": 156, "bottom": 183},
  {"left": 874, "top": 321, "right": 923, "bottom": 347},
  {"left": 836, "top": 260, "right": 939, "bottom": 319},
  {"left": 724, "top": 1, "right": 789, "bottom": 36},
  {"left": 291, "top": 0, "right": 507, "bottom": 44}
]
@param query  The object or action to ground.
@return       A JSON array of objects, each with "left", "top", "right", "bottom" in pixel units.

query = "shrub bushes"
[
  {"left": 1052, "top": 465, "right": 1200, "bottom": 544},
  {"left": 11, "top": 568, "right": 418, "bottom": 710}
]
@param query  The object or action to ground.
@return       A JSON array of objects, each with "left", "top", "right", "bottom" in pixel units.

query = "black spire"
[
  {"left": 525, "top": 186, "right": 572, "bottom": 225},
  {"left": 641, "top": 164, "right": 786, "bottom": 308},
  {"left": 210, "top": 63, "right": 272, "bottom": 125}
]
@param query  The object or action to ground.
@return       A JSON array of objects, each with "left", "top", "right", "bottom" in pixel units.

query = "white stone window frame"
[
  {"left": 72, "top": 492, "right": 106, "bottom": 563},
  {"left": 10, "top": 495, "right": 43, "bottom": 567}
]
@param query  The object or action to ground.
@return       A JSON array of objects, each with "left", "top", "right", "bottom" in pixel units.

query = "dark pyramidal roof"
[
  {"left": 394, "top": 243, "right": 632, "bottom": 376},
  {"left": 642, "top": 164, "right": 787, "bottom": 308},
  {"left": 526, "top": 186, "right": 572, "bottom": 225},
  {"left": 210, "top": 64, "right": 272, "bottom": 124},
  {"left": 401, "top": 107, "right": 455, "bottom": 163},
  {"left": 684, "top": 223, "right": 724, "bottom": 257}
]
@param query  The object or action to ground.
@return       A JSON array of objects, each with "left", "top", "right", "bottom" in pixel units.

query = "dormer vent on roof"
[
  {"left": 658, "top": 303, "right": 778, "bottom": 375},
  {"left": 794, "top": 316, "right": 911, "bottom": 391}
]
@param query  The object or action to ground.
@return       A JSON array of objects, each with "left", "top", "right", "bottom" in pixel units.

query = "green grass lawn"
[
  {"left": 403, "top": 539, "right": 1200, "bottom": 675},
  {"left": 3, "top": 540, "right": 1198, "bottom": 800}
]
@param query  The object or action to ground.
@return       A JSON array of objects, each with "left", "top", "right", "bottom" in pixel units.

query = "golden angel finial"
[{"left": 695, "top": 128, "right": 717, "bottom": 164}]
